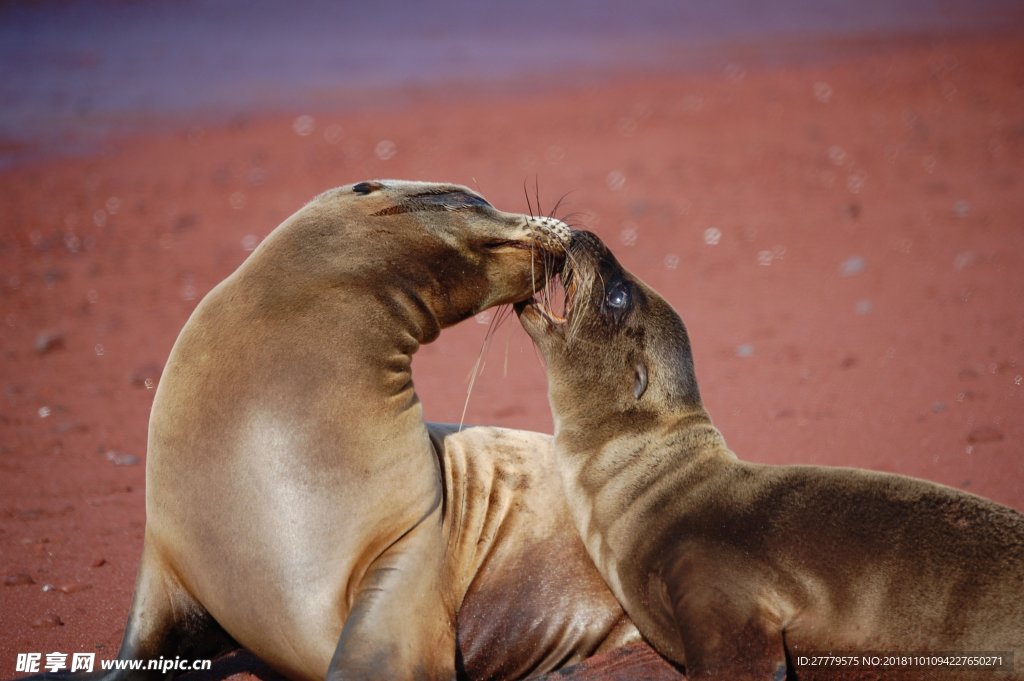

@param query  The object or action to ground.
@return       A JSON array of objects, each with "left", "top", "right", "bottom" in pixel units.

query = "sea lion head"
[
  {"left": 345, "top": 180, "right": 571, "bottom": 323},
  {"left": 253, "top": 180, "right": 571, "bottom": 331},
  {"left": 516, "top": 230, "right": 701, "bottom": 434}
]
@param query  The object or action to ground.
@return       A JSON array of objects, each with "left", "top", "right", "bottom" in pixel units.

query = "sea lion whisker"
[
  {"left": 535, "top": 256, "right": 570, "bottom": 325},
  {"left": 558, "top": 250, "right": 585, "bottom": 338},
  {"left": 561, "top": 247, "right": 599, "bottom": 343},
  {"left": 523, "top": 178, "right": 535, "bottom": 218},
  {"left": 542, "top": 253, "right": 556, "bottom": 321},
  {"left": 526, "top": 247, "right": 564, "bottom": 324},
  {"left": 459, "top": 302, "right": 516, "bottom": 431},
  {"left": 548, "top": 190, "right": 577, "bottom": 220},
  {"left": 553, "top": 211, "right": 588, "bottom": 228},
  {"left": 489, "top": 303, "right": 517, "bottom": 340},
  {"left": 459, "top": 329, "right": 491, "bottom": 432},
  {"left": 530, "top": 243, "right": 539, "bottom": 300},
  {"left": 504, "top": 335, "right": 510, "bottom": 377},
  {"left": 489, "top": 304, "right": 518, "bottom": 377}
]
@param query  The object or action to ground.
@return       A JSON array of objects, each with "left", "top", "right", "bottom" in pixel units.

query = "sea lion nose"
[{"left": 525, "top": 215, "right": 572, "bottom": 246}]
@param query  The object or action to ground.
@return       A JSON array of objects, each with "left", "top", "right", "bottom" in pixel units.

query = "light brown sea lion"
[
  {"left": 517, "top": 230, "right": 1024, "bottom": 681},
  {"left": 16, "top": 182, "right": 640, "bottom": 681}
]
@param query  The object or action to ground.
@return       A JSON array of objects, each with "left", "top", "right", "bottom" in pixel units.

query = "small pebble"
[
  {"left": 43, "top": 582, "right": 92, "bottom": 594},
  {"left": 129, "top": 363, "right": 163, "bottom": 389},
  {"left": 31, "top": 613, "right": 64, "bottom": 628},
  {"left": 174, "top": 213, "right": 199, "bottom": 231},
  {"left": 854, "top": 299, "right": 873, "bottom": 315},
  {"left": 953, "top": 251, "right": 976, "bottom": 271},
  {"left": 106, "top": 451, "right": 141, "bottom": 466},
  {"left": 966, "top": 425, "right": 1004, "bottom": 444},
  {"left": 839, "top": 256, "right": 865, "bottom": 277},
  {"left": 4, "top": 573, "right": 35, "bottom": 587},
  {"left": 34, "top": 332, "right": 65, "bottom": 354}
]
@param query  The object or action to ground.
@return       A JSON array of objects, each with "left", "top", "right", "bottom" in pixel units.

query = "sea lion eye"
[
  {"left": 451, "top": 192, "right": 491, "bottom": 209},
  {"left": 606, "top": 285, "right": 629, "bottom": 310},
  {"left": 416, "top": 190, "right": 492, "bottom": 210}
]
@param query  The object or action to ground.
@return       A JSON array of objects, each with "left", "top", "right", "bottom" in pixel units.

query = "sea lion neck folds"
[{"left": 518, "top": 229, "right": 1024, "bottom": 680}]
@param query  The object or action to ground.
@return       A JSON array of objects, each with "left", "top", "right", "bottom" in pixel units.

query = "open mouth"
[{"left": 521, "top": 270, "right": 575, "bottom": 325}]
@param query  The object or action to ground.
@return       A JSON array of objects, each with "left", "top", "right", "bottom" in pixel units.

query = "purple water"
[{"left": 1, "top": 0, "right": 1022, "bottom": 166}]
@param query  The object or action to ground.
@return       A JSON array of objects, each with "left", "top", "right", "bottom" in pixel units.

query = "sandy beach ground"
[{"left": 2, "top": 3, "right": 1023, "bottom": 679}]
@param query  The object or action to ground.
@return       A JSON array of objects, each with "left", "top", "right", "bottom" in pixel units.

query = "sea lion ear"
[{"left": 633, "top": 363, "right": 648, "bottom": 400}]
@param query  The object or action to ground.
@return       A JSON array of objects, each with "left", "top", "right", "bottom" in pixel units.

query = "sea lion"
[
  {"left": 517, "top": 230, "right": 1024, "bottom": 681},
  {"left": 16, "top": 182, "right": 640, "bottom": 681}
]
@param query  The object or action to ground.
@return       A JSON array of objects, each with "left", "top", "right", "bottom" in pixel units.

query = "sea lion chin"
[{"left": 519, "top": 230, "right": 1024, "bottom": 681}]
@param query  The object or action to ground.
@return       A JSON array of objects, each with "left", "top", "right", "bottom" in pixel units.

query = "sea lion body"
[
  {"left": 518, "top": 231, "right": 1024, "bottom": 680},
  {"left": 20, "top": 182, "right": 639, "bottom": 681},
  {"left": 430, "top": 424, "right": 637, "bottom": 680}
]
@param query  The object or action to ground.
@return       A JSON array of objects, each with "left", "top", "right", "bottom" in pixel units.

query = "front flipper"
[
  {"left": 665, "top": 548, "right": 792, "bottom": 681},
  {"left": 327, "top": 506, "right": 456, "bottom": 681}
]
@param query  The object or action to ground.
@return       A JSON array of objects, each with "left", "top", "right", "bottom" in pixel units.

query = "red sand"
[{"left": 2, "top": 35, "right": 1022, "bottom": 681}]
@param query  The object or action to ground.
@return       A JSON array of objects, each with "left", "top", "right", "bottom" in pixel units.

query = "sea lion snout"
[
  {"left": 345, "top": 179, "right": 570, "bottom": 258},
  {"left": 516, "top": 229, "right": 632, "bottom": 337},
  {"left": 524, "top": 214, "right": 572, "bottom": 249}
]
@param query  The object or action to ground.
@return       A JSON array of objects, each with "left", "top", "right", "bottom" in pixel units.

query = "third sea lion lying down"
[{"left": 517, "top": 230, "right": 1024, "bottom": 680}]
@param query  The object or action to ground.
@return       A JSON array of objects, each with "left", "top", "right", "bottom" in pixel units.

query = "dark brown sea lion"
[
  {"left": 16, "top": 182, "right": 639, "bottom": 681},
  {"left": 517, "top": 230, "right": 1024, "bottom": 681}
]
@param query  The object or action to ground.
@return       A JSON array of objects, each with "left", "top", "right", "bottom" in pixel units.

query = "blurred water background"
[{"left": 1, "top": 0, "right": 1022, "bottom": 167}]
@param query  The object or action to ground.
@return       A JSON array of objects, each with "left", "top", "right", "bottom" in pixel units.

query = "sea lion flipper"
[
  {"left": 116, "top": 541, "right": 238, "bottom": 670},
  {"left": 673, "top": 611, "right": 789, "bottom": 681},
  {"left": 327, "top": 509, "right": 456, "bottom": 681},
  {"left": 664, "top": 551, "right": 789, "bottom": 680}
]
